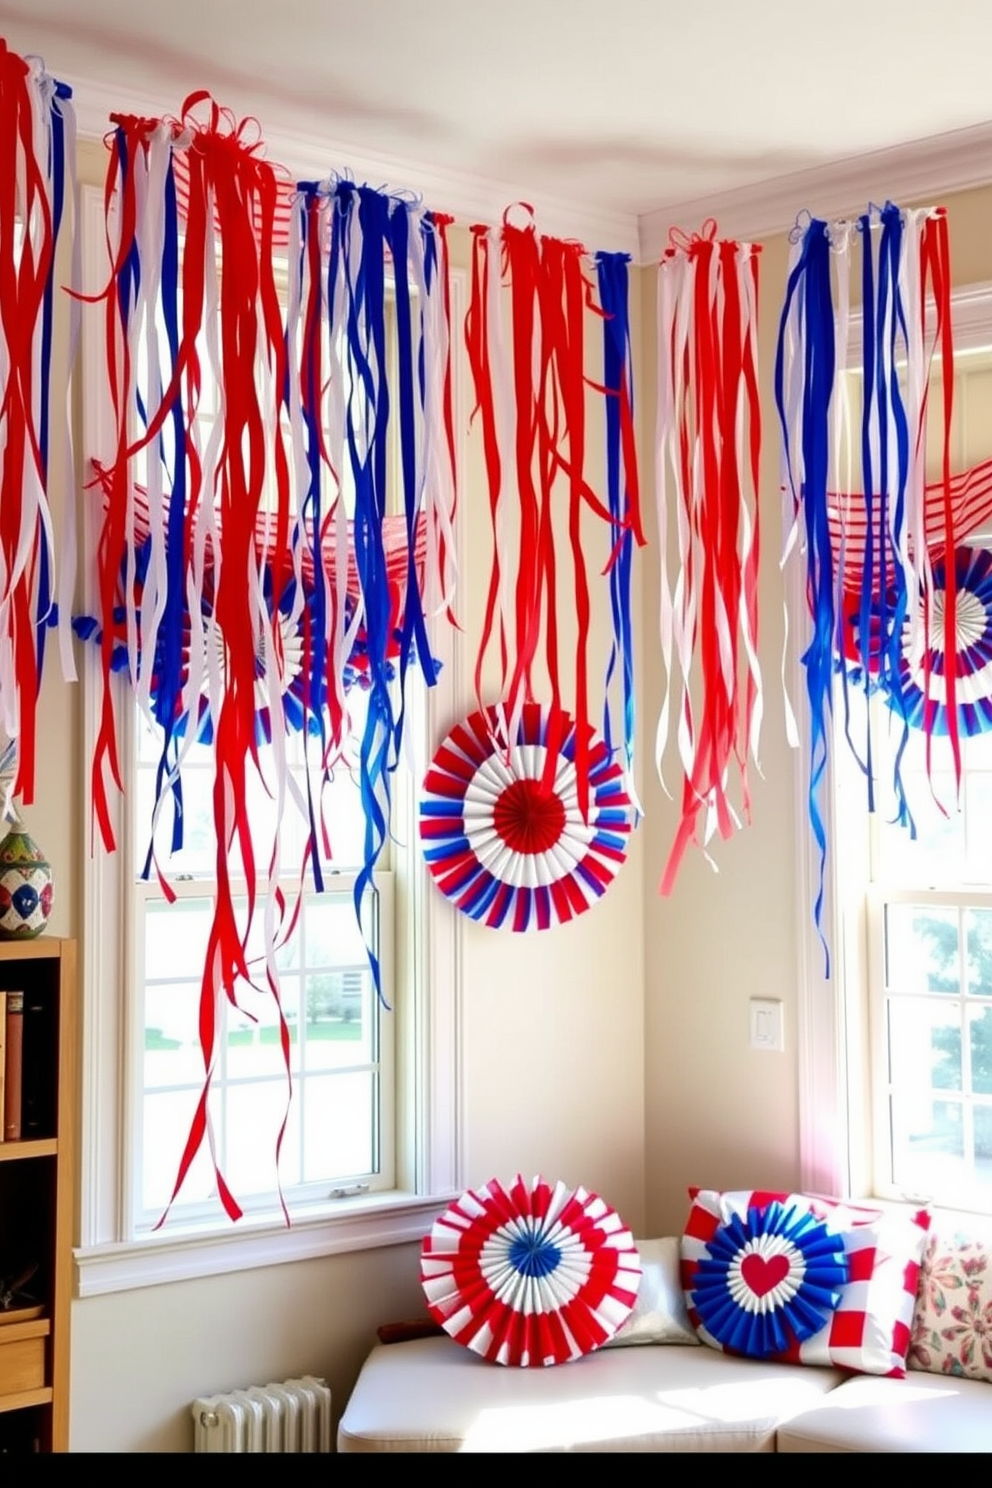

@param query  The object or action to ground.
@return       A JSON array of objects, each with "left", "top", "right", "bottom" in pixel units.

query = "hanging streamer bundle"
[
  {"left": 87, "top": 101, "right": 458, "bottom": 1218},
  {"left": 287, "top": 177, "right": 457, "bottom": 986},
  {"left": 90, "top": 94, "right": 303, "bottom": 1221},
  {"left": 654, "top": 221, "right": 762, "bottom": 894},
  {"left": 775, "top": 202, "right": 956, "bottom": 960},
  {"left": 463, "top": 211, "right": 643, "bottom": 857},
  {"left": 0, "top": 43, "right": 76, "bottom": 802}
]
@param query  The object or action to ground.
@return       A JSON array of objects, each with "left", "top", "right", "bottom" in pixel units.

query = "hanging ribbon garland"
[
  {"left": 288, "top": 178, "right": 456, "bottom": 984},
  {"left": 775, "top": 203, "right": 956, "bottom": 964},
  {"left": 73, "top": 469, "right": 428, "bottom": 742},
  {"left": 654, "top": 221, "right": 762, "bottom": 894},
  {"left": 453, "top": 212, "right": 642, "bottom": 930},
  {"left": 86, "top": 99, "right": 458, "bottom": 1220},
  {"left": 89, "top": 95, "right": 304, "bottom": 1221},
  {"left": 0, "top": 43, "right": 76, "bottom": 804}
]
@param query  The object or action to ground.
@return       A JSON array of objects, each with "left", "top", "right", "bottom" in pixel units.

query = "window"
[
  {"left": 74, "top": 183, "right": 464, "bottom": 1295},
  {"left": 130, "top": 706, "right": 396, "bottom": 1232},
  {"left": 798, "top": 282, "right": 992, "bottom": 1217}
]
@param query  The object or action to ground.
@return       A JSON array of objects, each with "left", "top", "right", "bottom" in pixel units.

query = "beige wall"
[
  {"left": 641, "top": 225, "right": 801, "bottom": 1234},
  {"left": 32, "top": 152, "right": 646, "bottom": 1451}
]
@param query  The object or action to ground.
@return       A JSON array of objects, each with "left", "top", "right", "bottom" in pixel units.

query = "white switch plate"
[{"left": 749, "top": 998, "right": 784, "bottom": 1051}]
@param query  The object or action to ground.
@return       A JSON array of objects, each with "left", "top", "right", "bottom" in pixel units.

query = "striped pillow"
[{"left": 680, "top": 1187, "right": 930, "bottom": 1376}]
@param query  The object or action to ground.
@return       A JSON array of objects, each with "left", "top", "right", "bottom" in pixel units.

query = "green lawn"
[{"left": 147, "top": 1021, "right": 362, "bottom": 1050}]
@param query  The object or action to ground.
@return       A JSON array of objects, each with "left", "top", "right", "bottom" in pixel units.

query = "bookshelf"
[{"left": 0, "top": 938, "right": 75, "bottom": 1455}]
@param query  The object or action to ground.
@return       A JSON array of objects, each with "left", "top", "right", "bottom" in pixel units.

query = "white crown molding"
[
  {"left": 58, "top": 70, "right": 992, "bottom": 264},
  {"left": 67, "top": 73, "right": 640, "bottom": 256},
  {"left": 638, "top": 119, "right": 992, "bottom": 264}
]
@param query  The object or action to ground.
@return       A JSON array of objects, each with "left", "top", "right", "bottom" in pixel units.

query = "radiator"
[{"left": 192, "top": 1375, "right": 332, "bottom": 1453}]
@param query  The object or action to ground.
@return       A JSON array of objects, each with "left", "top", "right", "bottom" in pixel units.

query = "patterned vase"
[{"left": 0, "top": 830, "right": 53, "bottom": 939}]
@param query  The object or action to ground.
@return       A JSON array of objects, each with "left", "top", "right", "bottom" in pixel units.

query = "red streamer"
[
  {"left": 466, "top": 212, "right": 629, "bottom": 820},
  {"left": 656, "top": 224, "right": 762, "bottom": 893}
]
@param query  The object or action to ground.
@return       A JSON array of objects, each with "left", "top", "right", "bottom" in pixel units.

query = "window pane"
[
  {"left": 145, "top": 899, "right": 213, "bottom": 980},
  {"left": 136, "top": 880, "right": 386, "bottom": 1227},
  {"left": 977, "top": 1105, "right": 992, "bottom": 1168},
  {"left": 966, "top": 909, "right": 992, "bottom": 996},
  {"left": 964, "top": 774, "right": 992, "bottom": 881},
  {"left": 885, "top": 905, "right": 960, "bottom": 994},
  {"left": 226, "top": 984, "right": 300, "bottom": 1081},
  {"left": 142, "top": 1089, "right": 215, "bottom": 1211},
  {"left": 303, "top": 970, "right": 372, "bottom": 1070},
  {"left": 225, "top": 1081, "right": 295, "bottom": 1197},
  {"left": 888, "top": 998, "right": 962, "bottom": 1091},
  {"left": 145, "top": 982, "right": 204, "bottom": 1089},
  {"left": 970, "top": 1006, "right": 992, "bottom": 1096},
  {"left": 877, "top": 770, "right": 964, "bottom": 882},
  {"left": 302, "top": 896, "right": 369, "bottom": 965},
  {"left": 302, "top": 1073, "right": 375, "bottom": 1183},
  {"left": 890, "top": 1093, "right": 964, "bottom": 1195}
]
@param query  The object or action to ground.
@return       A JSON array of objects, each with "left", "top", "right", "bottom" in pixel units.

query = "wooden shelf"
[
  {"left": 0, "top": 1386, "right": 53, "bottom": 1415},
  {"left": 0, "top": 1139, "right": 57, "bottom": 1164},
  {"left": 0, "top": 937, "right": 75, "bottom": 1451},
  {"left": 0, "top": 940, "right": 66, "bottom": 963}
]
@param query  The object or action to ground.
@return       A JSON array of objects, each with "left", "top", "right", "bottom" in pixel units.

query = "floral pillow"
[{"left": 909, "top": 1228, "right": 992, "bottom": 1383}]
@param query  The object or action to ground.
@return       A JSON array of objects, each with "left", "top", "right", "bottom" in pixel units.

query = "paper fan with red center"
[
  {"left": 420, "top": 1174, "right": 642, "bottom": 1367},
  {"left": 419, "top": 703, "right": 634, "bottom": 930}
]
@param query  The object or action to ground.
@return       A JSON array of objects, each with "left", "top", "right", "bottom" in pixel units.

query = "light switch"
[{"left": 749, "top": 997, "right": 784, "bottom": 1051}]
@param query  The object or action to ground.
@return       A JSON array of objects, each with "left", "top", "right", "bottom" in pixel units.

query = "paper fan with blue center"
[
  {"left": 691, "top": 1200, "right": 849, "bottom": 1357},
  {"left": 841, "top": 547, "right": 992, "bottom": 736},
  {"left": 419, "top": 703, "right": 634, "bottom": 931},
  {"left": 420, "top": 1174, "right": 641, "bottom": 1367},
  {"left": 891, "top": 546, "right": 992, "bottom": 736}
]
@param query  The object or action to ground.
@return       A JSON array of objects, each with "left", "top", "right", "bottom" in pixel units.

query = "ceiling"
[{"left": 2, "top": 0, "right": 991, "bottom": 255}]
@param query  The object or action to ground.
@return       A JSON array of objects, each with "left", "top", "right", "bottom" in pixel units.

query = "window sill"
[{"left": 73, "top": 1189, "right": 456, "bottom": 1298}]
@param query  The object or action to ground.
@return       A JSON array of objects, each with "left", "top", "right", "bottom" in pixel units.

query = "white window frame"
[
  {"left": 796, "top": 279, "right": 992, "bottom": 1211},
  {"left": 73, "top": 183, "right": 466, "bottom": 1296}
]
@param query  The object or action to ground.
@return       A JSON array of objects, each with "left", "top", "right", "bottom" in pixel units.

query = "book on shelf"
[
  {"left": 21, "top": 992, "right": 51, "bottom": 1139},
  {"left": 0, "top": 991, "right": 5, "bottom": 1141},
  {"left": 3, "top": 991, "right": 24, "bottom": 1142}
]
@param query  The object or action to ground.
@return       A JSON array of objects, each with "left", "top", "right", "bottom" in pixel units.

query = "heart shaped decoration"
[{"left": 740, "top": 1251, "right": 790, "bottom": 1299}]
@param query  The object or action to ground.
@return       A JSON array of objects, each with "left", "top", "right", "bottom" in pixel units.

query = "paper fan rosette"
[
  {"left": 421, "top": 1175, "right": 641, "bottom": 1367},
  {"left": 690, "top": 1199, "right": 849, "bottom": 1358},
  {"left": 890, "top": 546, "right": 992, "bottom": 736},
  {"left": 419, "top": 704, "right": 633, "bottom": 930}
]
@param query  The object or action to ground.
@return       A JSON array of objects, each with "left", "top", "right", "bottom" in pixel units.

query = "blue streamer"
[
  {"left": 862, "top": 204, "right": 914, "bottom": 834},
  {"left": 595, "top": 251, "right": 638, "bottom": 813},
  {"left": 775, "top": 217, "right": 835, "bottom": 974},
  {"left": 141, "top": 153, "right": 187, "bottom": 876},
  {"left": 296, "top": 182, "right": 331, "bottom": 895}
]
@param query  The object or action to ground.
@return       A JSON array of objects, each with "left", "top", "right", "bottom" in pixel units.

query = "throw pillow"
[
  {"left": 421, "top": 1174, "right": 641, "bottom": 1366},
  {"left": 602, "top": 1237, "right": 700, "bottom": 1347},
  {"left": 908, "top": 1226, "right": 992, "bottom": 1382},
  {"left": 681, "top": 1187, "right": 930, "bottom": 1376}
]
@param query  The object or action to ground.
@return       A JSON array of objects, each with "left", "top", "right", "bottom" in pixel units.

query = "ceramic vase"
[{"left": 0, "top": 830, "right": 53, "bottom": 939}]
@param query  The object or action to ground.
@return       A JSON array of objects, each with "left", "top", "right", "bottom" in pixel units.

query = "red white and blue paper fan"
[
  {"left": 891, "top": 546, "right": 992, "bottom": 737},
  {"left": 688, "top": 1198, "right": 849, "bottom": 1358},
  {"left": 419, "top": 704, "right": 634, "bottom": 931},
  {"left": 682, "top": 1187, "right": 931, "bottom": 1374},
  {"left": 421, "top": 1174, "right": 641, "bottom": 1367}
]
